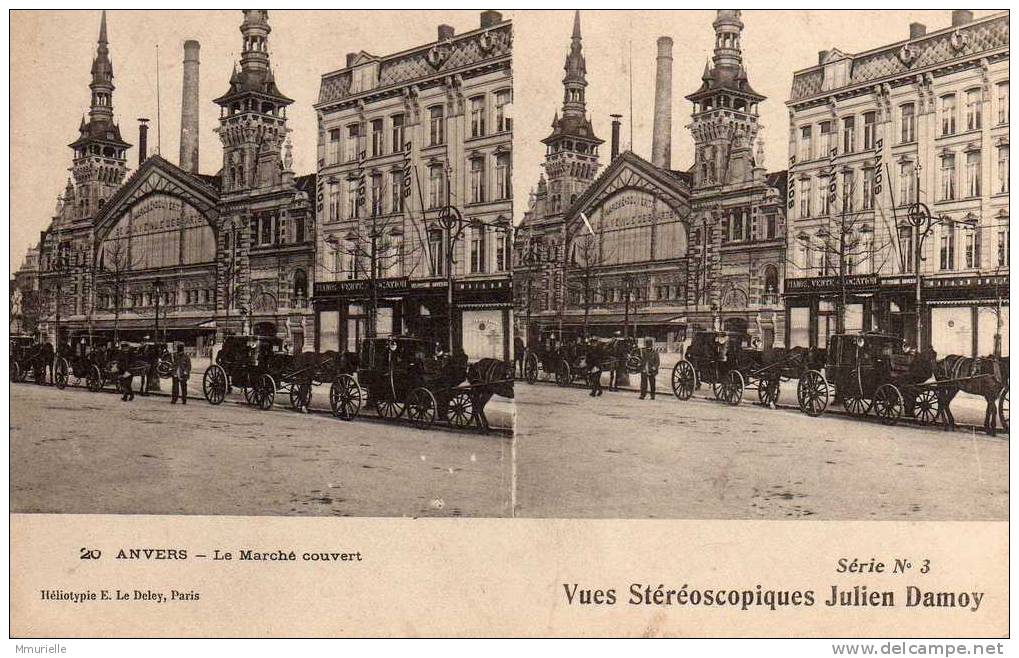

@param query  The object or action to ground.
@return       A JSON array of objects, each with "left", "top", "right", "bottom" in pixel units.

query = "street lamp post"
[{"left": 153, "top": 278, "right": 164, "bottom": 343}]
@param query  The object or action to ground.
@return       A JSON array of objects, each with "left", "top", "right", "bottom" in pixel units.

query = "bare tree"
[
  {"left": 96, "top": 236, "right": 141, "bottom": 343},
  {"left": 564, "top": 230, "right": 610, "bottom": 336}
]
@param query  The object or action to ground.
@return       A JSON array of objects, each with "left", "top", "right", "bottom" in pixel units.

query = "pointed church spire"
[
  {"left": 88, "top": 10, "right": 115, "bottom": 121},
  {"left": 561, "top": 10, "right": 588, "bottom": 117},
  {"left": 572, "top": 9, "right": 581, "bottom": 39},
  {"left": 98, "top": 9, "right": 108, "bottom": 45}
]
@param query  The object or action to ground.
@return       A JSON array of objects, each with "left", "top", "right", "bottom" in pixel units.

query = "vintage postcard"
[{"left": 7, "top": 7, "right": 1009, "bottom": 644}]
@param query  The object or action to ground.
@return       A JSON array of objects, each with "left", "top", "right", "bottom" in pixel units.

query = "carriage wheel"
[
  {"left": 406, "top": 388, "right": 437, "bottom": 428},
  {"left": 243, "top": 386, "right": 255, "bottom": 405},
  {"left": 289, "top": 381, "right": 313, "bottom": 411},
  {"left": 202, "top": 365, "right": 228, "bottom": 405},
  {"left": 796, "top": 370, "right": 829, "bottom": 417},
  {"left": 555, "top": 360, "right": 572, "bottom": 387},
  {"left": 723, "top": 370, "right": 745, "bottom": 406},
  {"left": 843, "top": 395, "right": 871, "bottom": 417},
  {"left": 670, "top": 360, "right": 697, "bottom": 401},
  {"left": 912, "top": 389, "right": 941, "bottom": 425},
  {"left": 329, "top": 374, "right": 361, "bottom": 421},
  {"left": 255, "top": 374, "right": 276, "bottom": 410},
  {"left": 376, "top": 398, "right": 405, "bottom": 419},
  {"left": 757, "top": 375, "right": 780, "bottom": 408},
  {"left": 873, "top": 384, "right": 904, "bottom": 426},
  {"left": 156, "top": 356, "right": 173, "bottom": 379},
  {"left": 999, "top": 387, "right": 1009, "bottom": 433},
  {"left": 524, "top": 354, "right": 538, "bottom": 385},
  {"left": 447, "top": 390, "right": 476, "bottom": 429},
  {"left": 54, "top": 357, "right": 69, "bottom": 390},
  {"left": 10, "top": 361, "right": 19, "bottom": 383},
  {"left": 86, "top": 364, "right": 103, "bottom": 392}
]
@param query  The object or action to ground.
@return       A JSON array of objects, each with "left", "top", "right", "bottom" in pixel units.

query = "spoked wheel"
[
  {"left": 202, "top": 365, "right": 228, "bottom": 405},
  {"left": 289, "top": 381, "right": 313, "bottom": 411},
  {"left": 796, "top": 370, "right": 829, "bottom": 417},
  {"left": 757, "top": 375, "right": 780, "bottom": 408},
  {"left": 376, "top": 397, "right": 405, "bottom": 419},
  {"left": 329, "top": 374, "right": 362, "bottom": 421},
  {"left": 447, "top": 390, "right": 476, "bottom": 428},
  {"left": 843, "top": 395, "right": 871, "bottom": 416},
  {"left": 721, "top": 370, "right": 745, "bottom": 406},
  {"left": 873, "top": 383, "right": 904, "bottom": 426},
  {"left": 243, "top": 386, "right": 255, "bottom": 405},
  {"left": 999, "top": 387, "right": 1009, "bottom": 433},
  {"left": 254, "top": 374, "right": 276, "bottom": 411},
  {"left": 912, "top": 389, "right": 941, "bottom": 425},
  {"left": 86, "top": 364, "right": 103, "bottom": 392},
  {"left": 671, "top": 360, "right": 697, "bottom": 400},
  {"left": 406, "top": 387, "right": 437, "bottom": 428},
  {"left": 524, "top": 354, "right": 538, "bottom": 385},
  {"left": 10, "top": 361, "right": 20, "bottom": 383},
  {"left": 54, "top": 357, "right": 69, "bottom": 389},
  {"left": 555, "top": 360, "right": 572, "bottom": 387}
]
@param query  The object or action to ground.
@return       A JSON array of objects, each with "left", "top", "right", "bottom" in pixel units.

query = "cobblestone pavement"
[
  {"left": 514, "top": 381, "right": 1008, "bottom": 520},
  {"left": 10, "top": 382, "right": 512, "bottom": 518}
]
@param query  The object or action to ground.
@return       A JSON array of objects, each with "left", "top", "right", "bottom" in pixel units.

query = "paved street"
[
  {"left": 514, "top": 381, "right": 1008, "bottom": 520},
  {"left": 10, "top": 382, "right": 513, "bottom": 518}
]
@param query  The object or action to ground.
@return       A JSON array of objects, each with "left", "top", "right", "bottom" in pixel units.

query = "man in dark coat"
[
  {"left": 170, "top": 343, "right": 191, "bottom": 405},
  {"left": 118, "top": 344, "right": 135, "bottom": 402},
  {"left": 514, "top": 335, "right": 525, "bottom": 378},
  {"left": 638, "top": 338, "right": 660, "bottom": 400}
]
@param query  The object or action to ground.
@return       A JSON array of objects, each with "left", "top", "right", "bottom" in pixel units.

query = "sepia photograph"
[
  {"left": 9, "top": 9, "right": 515, "bottom": 518},
  {"left": 511, "top": 9, "right": 1008, "bottom": 520},
  {"left": 6, "top": 6, "right": 1011, "bottom": 643}
]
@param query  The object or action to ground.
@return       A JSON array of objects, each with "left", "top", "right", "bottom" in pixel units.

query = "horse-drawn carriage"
[
  {"left": 52, "top": 335, "right": 114, "bottom": 391},
  {"left": 670, "top": 330, "right": 823, "bottom": 406},
  {"left": 86, "top": 340, "right": 176, "bottom": 394},
  {"left": 9, "top": 335, "right": 44, "bottom": 383},
  {"left": 521, "top": 330, "right": 576, "bottom": 385},
  {"left": 522, "top": 330, "right": 640, "bottom": 388},
  {"left": 328, "top": 336, "right": 513, "bottom": 430},
  {"left": 202, "top": 335, "right": 352, "bottom": 411}
]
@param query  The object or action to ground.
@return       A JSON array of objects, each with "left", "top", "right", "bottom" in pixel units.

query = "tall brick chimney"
[
  {"left": 137, "top": 118, "right": 149, "bottom": 166},
  {"left": 651, "top": 36, "right": 673, "bottom": 170},
  {"left": 610, "top": 114, "right": 622, "bottom": 161},
  {"left": 952, "top": 10, "right": 973, "bottom": 26},
  {"left": 438, "top": 24, "right": 455, "bottom": 41},
  {"left": 909, "top": 22, "right": 927, "bottom": 39},
  {"left": 179, "top": 40, "right": 200, "bottom": 173},
  {"left": 480, "top": 10, "right": 502, "bottom": 28}
]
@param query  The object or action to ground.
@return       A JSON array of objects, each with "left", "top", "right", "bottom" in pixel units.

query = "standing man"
[
  {"left": 639, "top": 337, "right": 660, "bottom": 400},
  {"left": 514, "top": 334, "right": 525, "bottom": 378},
  {"left": 171, "top": 342, "right": 191, "bottom": 405},
  {"left": 119, "top": 344, "right": 135, "bottom": 402}
]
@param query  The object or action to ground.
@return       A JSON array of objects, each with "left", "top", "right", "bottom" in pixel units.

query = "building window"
[
  {"left": 370, "top": 172, "right": 383, "bottom": 216},
  {"left": 429, "top": 232, "right": 444, "bottom": 276},
  {"left": 997, "top": 81, "right": 1009, "bottom": 125},
  {"left": 390, "top": 171, "right": 404, "bottom": 213},
  {"left": 799, "top": 125, "right": 812, "bottom": 162},
  {"left": 495, "top": 89, "right": 512, "bottom": 132},
  {"left": 899, "top": 162, "right": 916, "bottom": 205},
  {"left": 966, "top": 151, "right": 982, "bottom": 197},
  {"left": 842, "top": 116, "right": 855, "bottom": 154},
  {"left": 345, "top": 124, "right": 361, "bottom": 162},
  {"left": 940, "top": 153, "right": 956, "bottom": 201},
  {"left": 899, "top": 226, "right": 914, "bottom": 273},
  {"left": 799, "top": 178, "right": 811, "bottom": 217},
  {"left": 863, "top": 111, "right": 877, "bottom": 150},
  {"left": 428, "top": 165, "right": 445, "bottom": 209},
  {"left": 998, "top": 229, "right": 1010, "bottom": 266},
  {"left": 328, "top": 129, "right": 341, "bottom": 165},
  {"left": 820, "top": 120, "right": 835, "bottom": 156},
  {"left": 429, "top": 106, "right": 445, "bottom": 146},
  {"left": 391, "top": 114, "right": 406, "bottom": 153},
  {"left": 841, "top": 169, "right": 855, "bottom": 212},
  {"left": 347, "top": 179, "right": 359, "bottom": 219},
  {"left": 900, "top": 103, "right": 916, "bottom": 143},
  {"left": 941, "top": 94, "right": 957, "bottom": 136},
  {"left": 862, "top": 168, "right": 874, "bottom": 210},
  {"left": 940, "top": 225, "right": 956, "bottom": 271},
  {"left": 964, "top": 229, "right": 982, "bottom": 269},
  {"left": 818, "top": 176, "right": 830, "bottom": 215},
  {"left": 765, "top": 213, "right": 776, "bottom": 240},
  {"left": 495, "top": 231, "right": 509, "bottom": 272},
  {"left": 329, "top": 186, "right": 340, "bottom": 221},
  {"left": 371, "top": 119, "right": 384, "bottom": 157},
  {"left": 470, "top": 96, "right": 486, "bottom": 138},
  {"left": 470, "top": 225, "right": 486, "bottom": 273},
  {"left": 495, "top": 153, "right": 511, "bottom": 200},
  {"left": 965, "top": 88, "right": 982, "bottom": 131},
  {"left": 997, "top": 145, "right": 1009, "bottom": 194},
  {"left": 294, "top": 216, "right": 305, "bottom": 243},
  {"left": 260, "top": 213, "right": 272, "bottom": 245},
  {"left": 469, "top": 157, "right": 486, "bottom": 203}
]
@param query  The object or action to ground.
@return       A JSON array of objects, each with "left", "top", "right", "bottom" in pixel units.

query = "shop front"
[{"left": 924, "top": 274, "right": 1009, "bottom": 358}]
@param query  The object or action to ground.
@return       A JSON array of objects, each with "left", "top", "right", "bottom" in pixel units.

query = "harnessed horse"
[{"left": 933, "top": 354, "right": 1009, "bottom": 436}]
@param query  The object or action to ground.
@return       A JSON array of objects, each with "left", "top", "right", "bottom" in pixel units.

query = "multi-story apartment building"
[
  {"left": 785, "top": 9, "right": 1008, "bottom": 356},
  {"left": 312, "top": 11, "right": 513, "bottom": 360}
]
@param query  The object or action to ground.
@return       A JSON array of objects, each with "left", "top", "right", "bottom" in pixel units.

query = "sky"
[
  {"left": 511, "top": 9, "right": 997, "bottom": 223},
  {"left": 9, "top": 9, "right": 997, "bottom": 272}
]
